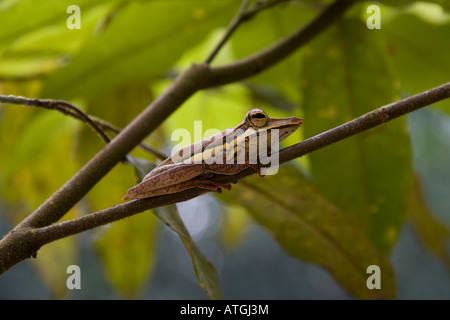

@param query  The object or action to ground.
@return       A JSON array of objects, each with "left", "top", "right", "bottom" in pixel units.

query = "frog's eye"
[{"left": 247, "top": 109, "right": 268, "bottom": 128}]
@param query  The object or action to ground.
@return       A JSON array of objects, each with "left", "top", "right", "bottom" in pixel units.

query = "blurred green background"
[{"left": 0, "top": 0, "right": 449, "bottom": 299}]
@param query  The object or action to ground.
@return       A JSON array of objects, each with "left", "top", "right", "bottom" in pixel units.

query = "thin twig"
[
  {"left": 205, "top": 0, "right": 251, "bottom": 64},
  {"left": 0, "top": 95, "right": 167, "bottom": 160},
  {"left": 0, "top": 95, "right": 111, "bottom": 143},
  {"left": 244, "top": 0, "right": 291, "bottom": 17},
  {"left": 205, "top": 0, "right": 291, "bottom": 64}
]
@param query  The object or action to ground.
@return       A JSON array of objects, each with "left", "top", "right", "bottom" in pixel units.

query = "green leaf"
[
  {"left": 379, "top": 0, "right": 450, "bottom": 12},
  {"left": 408, "top": 176, "right": 450, "bottom": 267},
  {"left": 0, "top": 0, "right": 112, "bottom": 50},
  {"left": 0, "top": 108, "right": 80, "bottom": 209},
  {"left": 86, "top": 81, "right": 154, "bottom": 128},
  {"left": 218, "top": 166, "right": 396, "bottom": 299},
  {"left": 243, "top": 82, "right": 299, "bottom": 112},
  {"left": 154, "top": 205, "right": 223, "bottom": 300},
  {"left": 219, "top": 204, "right": 252, "bottom": 251},
  {"left": 382, "top": 4, "right": 450, "bottom": 112},
  {"left": 41, "top": 0, "right": 239, "bottom": 99},
  {"left": 302, "top": 18, "right": 413, "bottom": 254},
  {"left": 1, "top": 111, "right": 74, "bottom": 180},
  {"left": 94, "top": 212, "right": 159, "bottom": 298},
  {"left": 125, "top": 155, "right": 156, "bottom": 182},
  {"left": 0, "top": 0, "right": 117, "bottom": 78}
]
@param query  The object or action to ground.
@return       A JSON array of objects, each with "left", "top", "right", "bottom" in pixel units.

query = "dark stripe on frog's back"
[{"left": 234, "top": 127, "right": 274, "bottom": 164}]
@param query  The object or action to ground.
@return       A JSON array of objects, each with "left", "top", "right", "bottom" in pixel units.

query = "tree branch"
[
  {"left": 0, "top": 0, "right": 357, "bottom": 273},
  {"left": 205, "top": 0, "right": 251, "bottom": 64},
  {"left": 1, "top": 82, "right": 449, "bottom": 275}
]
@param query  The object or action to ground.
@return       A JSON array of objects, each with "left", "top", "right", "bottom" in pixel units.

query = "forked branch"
[
  {"left": 0, "top": 0, "right": 358, "bottom": 273},
  {"left": 1, "top": 82, "right": 449, "bottom": 275}
]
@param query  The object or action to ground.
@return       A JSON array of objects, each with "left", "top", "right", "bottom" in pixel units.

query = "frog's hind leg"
[
  {"left": 123, "top": 163, "right": 205, "bottom": 200},
  {"left": 122, "top": 178, "right": 231, "bottom": 200}
]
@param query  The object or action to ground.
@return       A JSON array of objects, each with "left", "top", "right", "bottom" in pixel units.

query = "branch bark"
[{"left": 1, "top": 82, "right": 449, "bottom": 274}]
